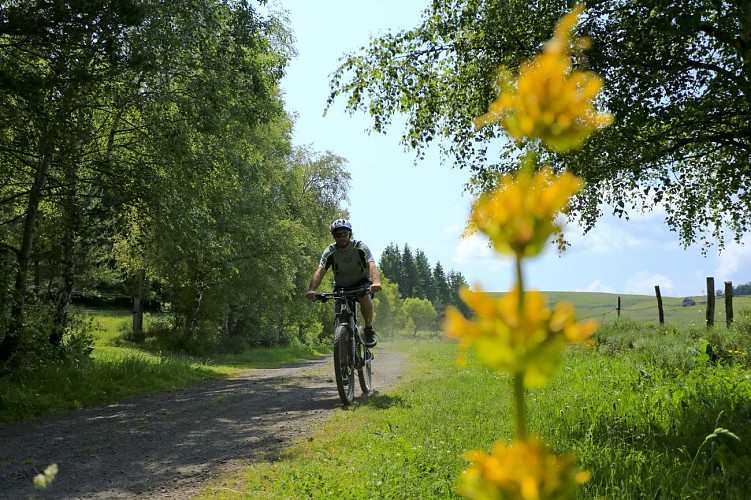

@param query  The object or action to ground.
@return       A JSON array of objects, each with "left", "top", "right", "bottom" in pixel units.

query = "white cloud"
[
  {"left": 453, "top": 233, "right": 494, "bottom": 263},
  {"left": 443, "top": 224, "right": 462, "bottom": 235},
  {"left": 713, "top": 236, "right": 751, "bottom": 283},
  {"left": 624, "top": 271, "right": 674, "bottom": 295},
  {"left": 452, "top": 233, "right": 510, "bottom": 273},
  {"left": 578, "top": 279, "right": 616, "bottom": 294},
  {"left": 566, "top": 220, "right": 645, "bottom": 255}
]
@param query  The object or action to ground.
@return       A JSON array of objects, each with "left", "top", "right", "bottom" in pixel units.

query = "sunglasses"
[{"left": 333, "top": 231, "right": 350, "bottom": 238}]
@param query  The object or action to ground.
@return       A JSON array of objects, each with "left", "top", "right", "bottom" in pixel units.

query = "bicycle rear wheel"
[
  {"left": 333, "top": 324, "right": 355, "bottom": 405},
  {"left": 357, "top": 341, "right": 373, "bottom": 394}
]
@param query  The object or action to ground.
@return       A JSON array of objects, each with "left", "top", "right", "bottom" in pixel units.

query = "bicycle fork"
[{"left": 349, "top": 321, "right": 358, "bottom": 369}]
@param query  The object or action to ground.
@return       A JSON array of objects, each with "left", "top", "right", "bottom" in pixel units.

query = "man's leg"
[
  {"left": 358, "top": 294, "right": 377, "bottom": 347},
  {"left": 358, "top": 294, "right": 374, "bottom": 327}
]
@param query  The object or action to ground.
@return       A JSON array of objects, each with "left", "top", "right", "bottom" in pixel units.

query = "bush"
[{"left": 3, "top": 307, "right": 95, "bottom": 376}]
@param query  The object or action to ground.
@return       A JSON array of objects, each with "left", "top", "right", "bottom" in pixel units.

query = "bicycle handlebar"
[{"left": 314, "top": 286, "right": 372, "bottom": 302}]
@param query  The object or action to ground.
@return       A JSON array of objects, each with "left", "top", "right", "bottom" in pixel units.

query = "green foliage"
[
  {"left": 0, "top": 1, "right": 348, "bottom": 364},
  {"left": 372, "top": 277, "right": 404, "bottom": 336},
  {"left": 375, "top": 243, "right": 471, "bottom": 335},
  {"left": 733, "top": 282, "right": 751, "bottom": 296},
  {"left": 414, "top": 249, "right": 434, "bottom": 300},
  {"left": 379, "top": 243, "right": 403, "bottom": 289},
  {"left": 0, "top": 307, "right": 95, "bottom": 376},
  {"left": 328, "top": 0, "right": 751, "bottom": 248},
  {"left": 377, "top": 242, "right": 470, "bottom": 319},
  {"left": 537, "top": 347, "right": 751, "bottom": 498},
  {"left": 403, "top": 297, "right": 438, "bottom": 336},
  {"left": 400, "top": 243, "right": 418, "bottom": 298}
]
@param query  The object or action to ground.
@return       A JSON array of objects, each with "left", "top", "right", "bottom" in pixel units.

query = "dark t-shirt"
[{"left": 318, "top": 240, "right": 375, "bottom": 287}]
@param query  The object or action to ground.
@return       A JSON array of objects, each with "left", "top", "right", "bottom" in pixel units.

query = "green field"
[{"left": 539, "top": 291, "right": 751, "bottom": 326}]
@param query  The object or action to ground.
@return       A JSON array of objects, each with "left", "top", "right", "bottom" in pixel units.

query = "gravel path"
[{"left": 0, "top": 344, "right": 406, "bottom": 499}]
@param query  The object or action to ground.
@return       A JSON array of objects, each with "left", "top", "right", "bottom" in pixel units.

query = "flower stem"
[
  {"left": 514, "top": 253, "right": 527, "bottom": 439},
  {"left": 515, "top": 255, "right": 524, "bottom": 304},
  {"left": 514, "top": 373, "right": 527, "bottom": 439}
]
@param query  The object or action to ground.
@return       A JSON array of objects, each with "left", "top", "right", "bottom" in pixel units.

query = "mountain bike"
[{"left": 314, "top": 287, "right": 373, "bottom": 405}]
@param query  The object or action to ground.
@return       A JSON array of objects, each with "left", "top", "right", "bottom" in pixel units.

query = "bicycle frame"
[
  {"left": 315, "top": 287, "right": 373, "bottom": 404},
  {"left": 334, "top": 295, "right": 360, "bottom": 341}
]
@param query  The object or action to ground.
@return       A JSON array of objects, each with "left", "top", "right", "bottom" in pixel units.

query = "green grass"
[
  {"left": 200, "top": 331, "right": 751, "bottom": 499},
  {"left": 0, "top": 310, "right": 326, "bottom": 425},
  {"left": 3, "top": 307, "right": 750, "bottom": 497}
]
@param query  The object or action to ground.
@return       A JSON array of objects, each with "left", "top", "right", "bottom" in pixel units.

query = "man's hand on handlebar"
[{"left": 307, "top": 286, "right": 374, "bottom": 301}]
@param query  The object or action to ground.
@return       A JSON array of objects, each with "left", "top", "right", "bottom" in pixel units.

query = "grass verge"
[
  {"left": 0, "top": 311, "right": 325, "bottom": 426},
  {"left": 200, "top": 333, "right": 751, "bottom": 499}
]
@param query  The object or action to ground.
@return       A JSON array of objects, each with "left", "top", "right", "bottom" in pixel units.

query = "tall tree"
[
  {"left": 447, "top": 269, "right": 471, "bottom": 317},
  {"left": 0, "top": 0, "right": 297, "bottom": 363},
  {"left": 0, "top": 0, "right": 147, "bottom": 363},
  {"left": 113, "top": 0, "right": 295, "bottom": 348},
  {"left": 414, "top": 249, "right": 434, "bottom": 300},
  {"left": 378, "top": 242, "right": 402, "bottom": 292},
  {"left": 432, "top": 261, "right": 451, "bottom": 313},
  {"left": 400, "top": 243, "right": 417, "bottom": 298},
  {"left": 328, "top": 0, "right": 751, "bottom": 248}
]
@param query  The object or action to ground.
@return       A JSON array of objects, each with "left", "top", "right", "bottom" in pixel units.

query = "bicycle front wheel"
[
  {"left": 333, "top": 324, "right": 355, "bottom": 405},
  {"left": 357, "top": 341, "right": 372, "bottom": 394}
]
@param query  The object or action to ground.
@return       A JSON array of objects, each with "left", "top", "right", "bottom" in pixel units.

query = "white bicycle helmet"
[{"left": 330, "top": 218, "right": 352, "bottom": 234}]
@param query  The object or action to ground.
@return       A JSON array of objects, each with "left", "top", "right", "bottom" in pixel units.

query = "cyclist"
[{"left": 306, "top": 219, "right": 382, "bottom": 347}]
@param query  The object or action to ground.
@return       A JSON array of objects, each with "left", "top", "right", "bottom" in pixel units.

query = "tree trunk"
[
  {"left": 0, "top": 153, "right": 51, "bottom": 364},
  {"left": 51, "top": 172, "right": 79, "bottom": 347},
  {"left": 132, "top": 269, "right": 146, "bottom": 341},
  {"left": 51, "top": 254, "right": 75, "bottom": 347},
  {"left": 185, "top": 279, "right": 206, "bottom": 342},
  {"left": 741, "top": 1, "right": 751, "bottom": 65}
]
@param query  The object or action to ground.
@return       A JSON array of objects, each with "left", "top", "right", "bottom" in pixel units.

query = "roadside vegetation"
[{"left": 201, "top": 315, "right": 751, "bottom": 499}]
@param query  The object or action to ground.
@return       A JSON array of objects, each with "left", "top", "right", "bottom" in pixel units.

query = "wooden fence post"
[
  {"left": 706, "top": 277, "right": 715, "bottom": 327},
  {"left": 655, "top": 285, "right": 664, "bottom": 325},
  {"left": 725, "top": 281, "right": 734, "bottom": 328},
  {"left": 617, "top": 296, "right": 621, "bottom": 318}
]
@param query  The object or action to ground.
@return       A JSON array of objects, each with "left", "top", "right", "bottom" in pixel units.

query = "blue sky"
[{"left": 274, "top": 0, "right": 751, "bottom": 298}]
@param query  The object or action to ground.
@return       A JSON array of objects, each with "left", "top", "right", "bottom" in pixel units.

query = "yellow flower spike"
[
  {"left": 445, "top": 285, "right": 595, "bottom": 388},
  {"left": 474, "top": 3, "right": 613, "bottom": 152},
  {"left": 469, "top": 168, "right": 583, "bottom": 259},
  {"left": 554, "top": 4, "right": 583, "bottom": 40},
  {"left": 459, "top": 437, "right": 590, "bottom": 500}
]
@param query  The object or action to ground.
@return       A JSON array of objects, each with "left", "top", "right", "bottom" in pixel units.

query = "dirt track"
[{"left": 0, "top": 344, "right": 406, "bottom": 499}]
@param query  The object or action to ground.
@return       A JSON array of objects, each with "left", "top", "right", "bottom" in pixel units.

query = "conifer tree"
[
  {"left": 414, "top": 249, "right": 434, "bottom": 300},
  {"left": 400, "top": 243, "right": 417, "bottom": 298},
  {"left": 432, "top": 261, "right": 451, "bottom": 312},
  {"left": 378, "top": 243, "right": 402, "bottom": 292}
]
